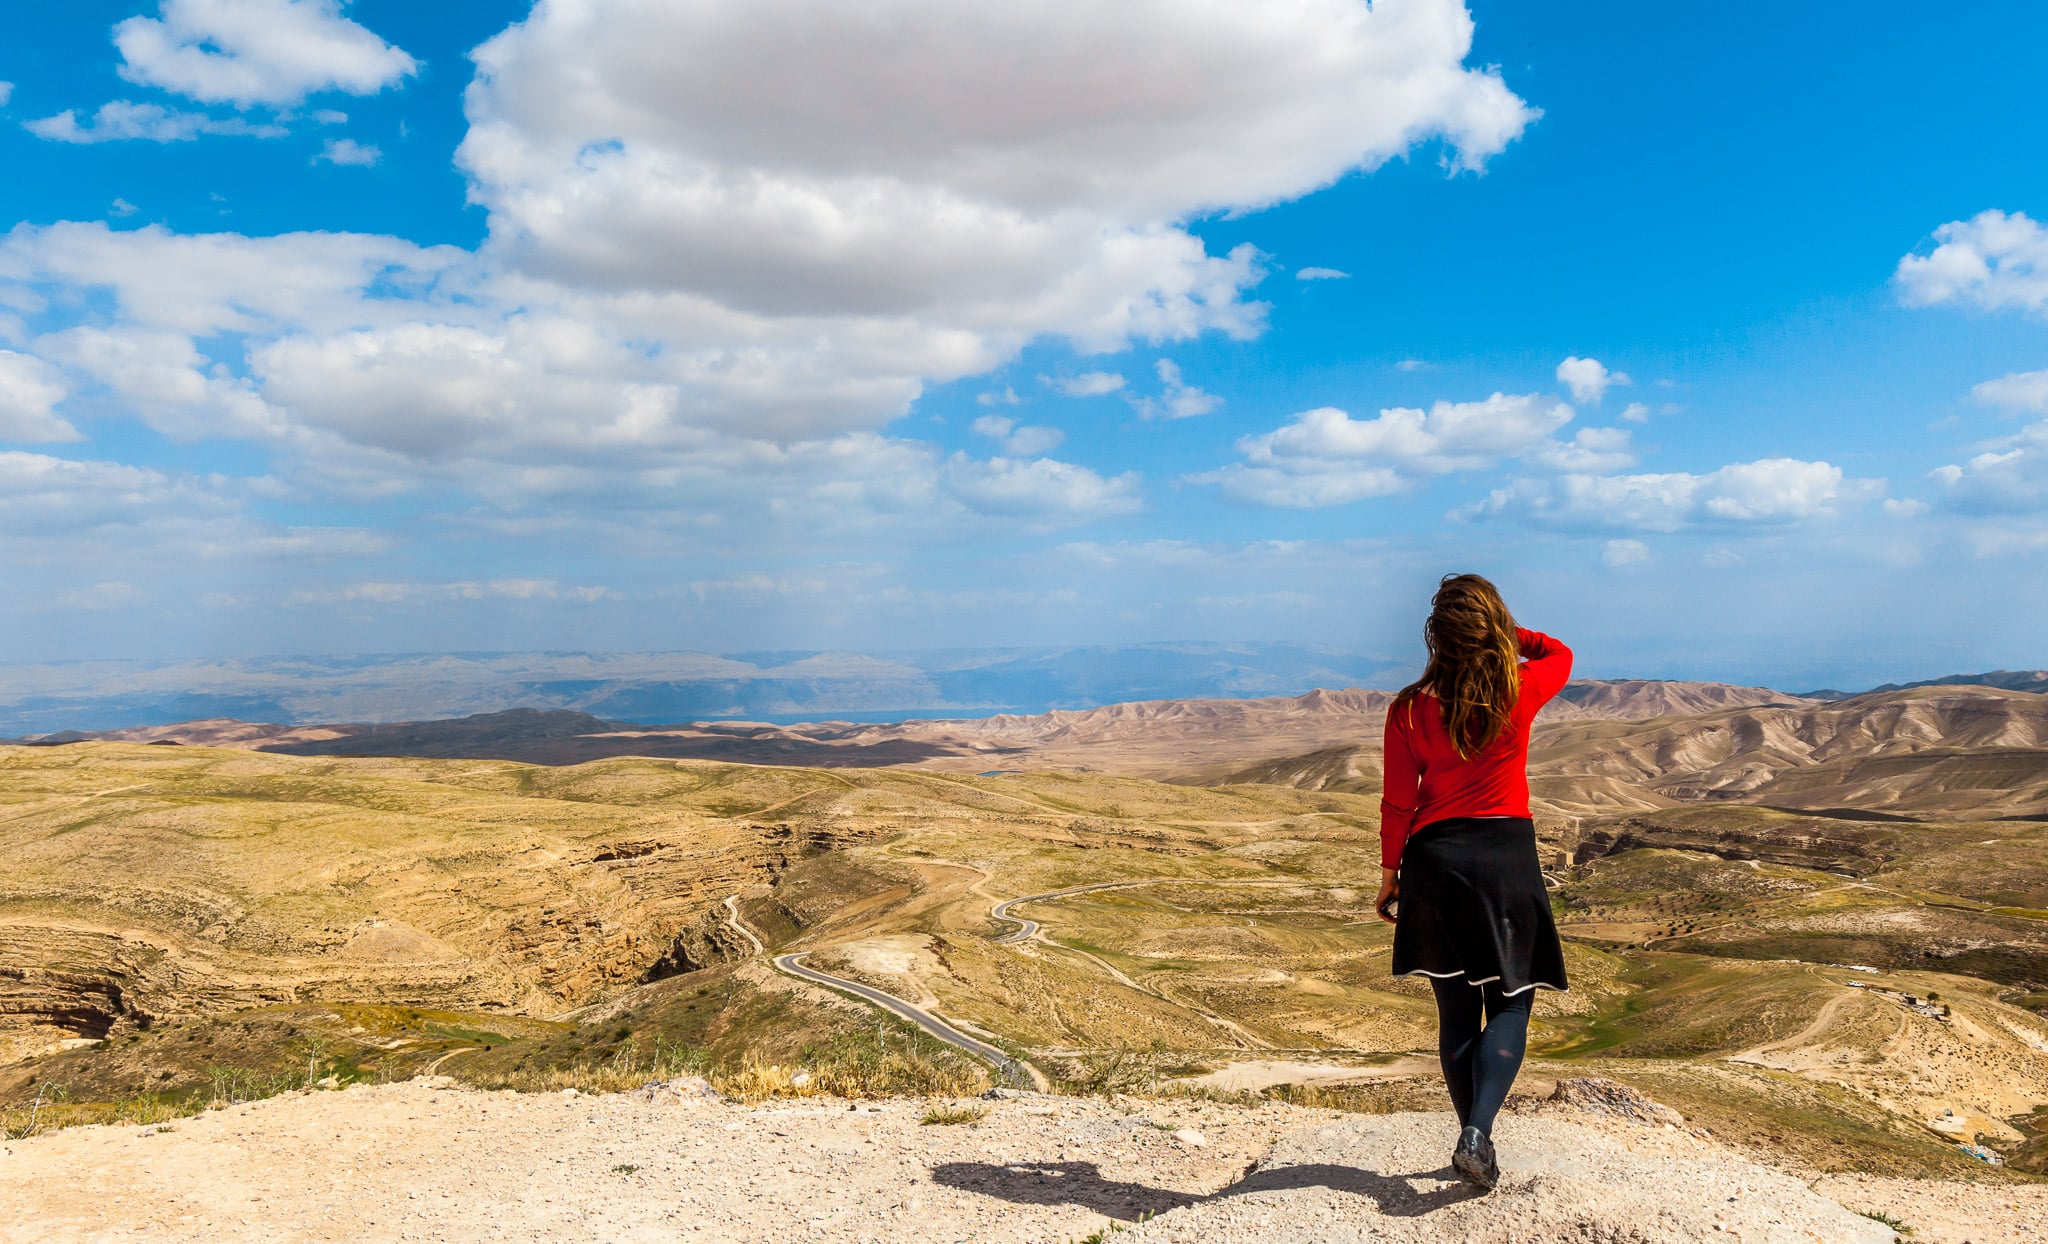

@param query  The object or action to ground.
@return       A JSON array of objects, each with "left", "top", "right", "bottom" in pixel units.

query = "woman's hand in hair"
[{"left": 1374, "top": 867, "right": 1399, "bottom": 924}]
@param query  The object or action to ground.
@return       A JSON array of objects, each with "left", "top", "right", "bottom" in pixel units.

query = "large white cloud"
[
  {"left": 0, "top": 1, "right": 1533, "bottom": 540},
  {"left": 1463, "top": 458, "right": 1875, "bottom": 532},
  {"left": 0, "top": 351, "right": 80, "bottom": 442},
  {"left": 1896, "top": 209, "right": 2048, "bottom": 315},
  {"left": 113, "top": 0, "right": 418, "bottom": 108},
  {"left": 1195, "top": 392, "right": 1588, "bottom": 507},
  {"left": 448, "top": 0, "right": 1531, "bottom": 418}
]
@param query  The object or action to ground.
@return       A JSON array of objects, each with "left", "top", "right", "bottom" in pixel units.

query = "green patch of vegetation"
[{"left": 920, "top": 1102, "right": 988, "bottom": 1125}]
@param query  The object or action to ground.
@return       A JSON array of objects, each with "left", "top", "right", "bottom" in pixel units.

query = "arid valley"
[{"left": 3, "top": 674, "right": 2048, "bottom": 1240}]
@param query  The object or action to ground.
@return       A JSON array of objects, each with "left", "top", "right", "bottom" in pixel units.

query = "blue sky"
[{"left": 2, "top": 1, "right": 2046, "bottom": 689}]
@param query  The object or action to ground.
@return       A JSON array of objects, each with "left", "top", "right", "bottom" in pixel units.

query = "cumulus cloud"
[
  {"left": 1128, "top": 359, "right": 1221, "bottom": 420},
  {"left": 0, "top": 0, "right": 1534, "bottom": 539},
  {"left": 971, "top": 414, "right": 1064, "bottom": 456},
  {"left": 316, "top": 137, "right": 380, "bottom": 166},
  {"left": 1195, "top": 392, "right": 1574, "bottom": 507},
  {"left": 1555, "top": 356, "right": 1628, "bottom": 405},
  {"left": 26, "top": 100, "right": 286, "bottom": 143},
  {"left": 1462, "top": 458, "right": 1876, "bottom": 532},
  {"left": 1974, "top": 368, "right": 2048, "bottom": 414},
  {"left": 0, "top": 82, "right": 13, "bottom": 107},
  {"left": 444, "top": 0, "right": 1528, "bottom": 420},
  {"left": 114, "top": 0, "right": 418, "bottom": 108},
  {"left": 1296, "top": 267, "right": 1350, "bottom": 281},
  {"left": 1896, "top": 209, "right": 2048, "bottom": 315},
  {"left": 1618, "top": 401, "right": 1650, "bottom": 423},
  {"left": 0, "top": 351, "right": 81, "bottom": 442},
  {"left": 944, "top": 454, "right": 1141, "bottom": 526},
  {"left": 1044, "top": 371, "right": 1126, "bottom": 397}
]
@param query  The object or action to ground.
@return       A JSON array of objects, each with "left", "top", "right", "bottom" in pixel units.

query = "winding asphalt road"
[
  {"left": 990, "top": 881, "right": 1153, "bottom": 942},
  {"left": 771, "top": 952, "right": 1042, "bottom": 1089},
  {"left": 724, "top": 892, "right": 1043, "bottom": 1089}
]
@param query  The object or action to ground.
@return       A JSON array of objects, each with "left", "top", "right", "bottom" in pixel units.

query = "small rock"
[
  {"left": 790, "top": 1071, "right": 812, "bottom": 1089},
  {"left": 560, "top": 1089, "right": 580, "bottom": 1097},
  {"left": 1172, "top": 1128, "right": 1206, "bottom": 1147},
  {"left": 1546, "top": 1076, "right": 1684, "bottom": 1127}
]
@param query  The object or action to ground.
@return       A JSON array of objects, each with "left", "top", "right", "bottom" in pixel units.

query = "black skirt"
[{"left": 1391, "top": 815, "right": 1568, "bottom": 995}]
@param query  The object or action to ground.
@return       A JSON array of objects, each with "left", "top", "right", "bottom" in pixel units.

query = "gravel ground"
[
  {"left": 1815, "top": 1174, "right": 2048, "bottom": 1244},
  {"left": 0, "top": 1078, "right": 2031, "bottom": 1243},
  {"left": 1120, "top": 1111, "right": 1892, "bottom": 1244}
]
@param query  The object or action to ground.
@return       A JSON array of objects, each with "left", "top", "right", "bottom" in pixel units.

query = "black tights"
[{"left": 1428, "top": 977, "right": 1532, "bottom": 1137}]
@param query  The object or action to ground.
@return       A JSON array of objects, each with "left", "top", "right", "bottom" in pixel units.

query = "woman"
[{"left": 1373, "top": 573, "right": 1571, "bottom": 1191}]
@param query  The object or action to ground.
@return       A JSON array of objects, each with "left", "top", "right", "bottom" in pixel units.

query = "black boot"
[{"left": 1452, "top": 1125, "right": 1498, "bottom": 1190}]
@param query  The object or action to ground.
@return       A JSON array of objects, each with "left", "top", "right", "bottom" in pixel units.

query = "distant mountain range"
[
  {"left": 15, "top": 676, "right": 1810, "bottom": 771},
  {"left": 0, "top": 644, "right": 2040, "bottom": 747},
  {"left": 0, "top": 644, "right": 1406, "bottom": 737},
  {"left": 1801, "top": 668, "right": 2048, "bottom": 698}
]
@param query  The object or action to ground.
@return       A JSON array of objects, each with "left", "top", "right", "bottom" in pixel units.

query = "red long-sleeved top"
[{"left": 1379, "top": 628, "right": 1573, "bottom": 870}]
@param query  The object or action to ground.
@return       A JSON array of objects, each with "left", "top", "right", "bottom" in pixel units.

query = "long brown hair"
[{"left": 1394, "top": 573, "right": 1521, "bottom": 759}]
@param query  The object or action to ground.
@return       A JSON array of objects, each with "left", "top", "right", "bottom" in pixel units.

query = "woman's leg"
[
  {"left": 1427, "top": 976, "right": 1484, "bottom": 1126},
  {"left": 1467, "top": 983, "right": 1534, "bottom": 1137}
]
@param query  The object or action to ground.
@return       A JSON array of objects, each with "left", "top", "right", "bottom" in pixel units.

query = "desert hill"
[{"left": 6, "top": 672, "right": 2048, "bottom": 1214}]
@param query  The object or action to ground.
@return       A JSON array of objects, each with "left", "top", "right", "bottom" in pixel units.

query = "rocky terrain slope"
[{"left": 10, "top": 1078, "right": 2032, "bottom": 1244}]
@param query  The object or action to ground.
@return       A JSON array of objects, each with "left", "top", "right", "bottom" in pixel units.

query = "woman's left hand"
[{"left": 1374, "top": 868, "right": 1398, "bottom": 924}]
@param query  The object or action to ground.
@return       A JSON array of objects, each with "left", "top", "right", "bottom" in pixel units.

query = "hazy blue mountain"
[{"left": 0, "top": 644, "right": 1409, "bottom": 736}]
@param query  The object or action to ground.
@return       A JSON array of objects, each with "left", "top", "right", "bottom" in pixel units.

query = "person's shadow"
[{"left": 928, "top": 1157, "right": 1483, "bottom": 1222}]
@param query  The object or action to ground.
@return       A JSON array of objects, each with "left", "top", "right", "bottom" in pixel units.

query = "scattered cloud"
[
  {"left": 0, "top": 82, "right": 13, "bottom": 108},
  {"left": 316, "top": 137, "right": 380, "bottom": 166},
  {"left": 944, "top": 454, "right": 1141, "bottom": 526},
  {"left": 1556, "top": 355, "right": 1628, "bottom": 405},
  {"left": 1196, "top": 392, "right": 1573, "bottom": 507},
  {"left": 971, "top": 414, "right": 1064, "bottom": 456},
  {"left": 1395, "top": 358, "right": 1429, "bottom": 372},
  {"left": 1601, "top": 538, "right": 1650, "bottom": 569},
  {"left": 1462, "top": 458, "right": 1877, "bottom": 532},
  {"left": 1129, "top": 359, "right": 1221, "bottom": 420},
  {"left": 26, "top": 101, "right": 286, "bottom": 143},
  {"left": 1897, "top": 209, "right": 2048, "bottom": 315},
  {"left": 286, "top": 578, "right": 616, "bottom": 606},
  {"left": 1296, "top": 267, "right": 1349, "bottom": 281},
  {"left": 0, "top": 351, "right": 82, "bottom": 442},
  {"left": 109, "top": 198, "right": 138, "bottom": 218},
  {"left": 975, "top": 387, "right": 1021, "bottom": 407},
  {"left": 1528, "top": 426, "right": 1637, "bottom": 473},
  {"left": 54, "top": 581, "right": 145, "bottom": 610},
  {"left": 1044, "top": 371, "right": 1126, "bottom": 398},
  {"left": 113, "top": 0, "right": 418, "bottom": 108},
  {"left": 1883, "top": 497, "right": 1929, "bottom": 518},
  {"left": 311, "top": 108, "right": 348, "bottom": 125},
  {"left": 1929, "top": 419, "right": 2048, "bottom": 513},
  {"left": 1618, "top": 401, "right": 1650, "bottom": 423},
  {"left": 1974, "top": 368, "right": 2048, "bottom": 414}
]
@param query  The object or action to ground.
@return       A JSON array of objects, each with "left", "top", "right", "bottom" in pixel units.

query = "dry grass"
[{"left": 920, "top": 1102, "right": 989, "bottom": 1125}]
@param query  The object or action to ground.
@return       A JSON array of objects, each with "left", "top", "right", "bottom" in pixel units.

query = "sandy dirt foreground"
[{"left": 0, "top": 1079, "right": 2038, "bottom": 1244}]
